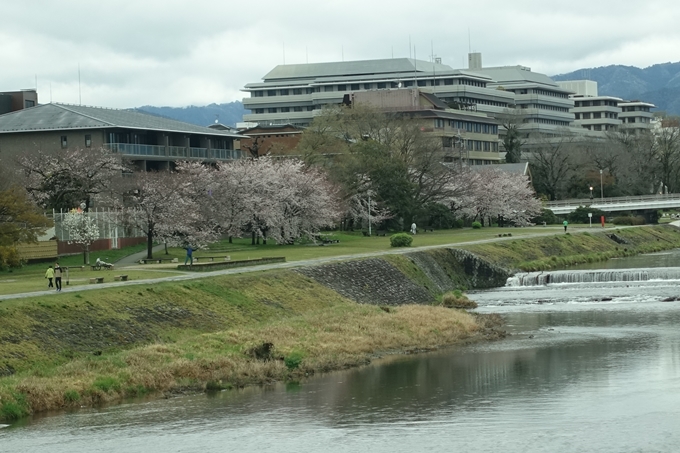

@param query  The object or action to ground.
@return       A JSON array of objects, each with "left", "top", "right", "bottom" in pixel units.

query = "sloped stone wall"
[{"left": 296, "top": 248, "right": 509, "bottom": 305}]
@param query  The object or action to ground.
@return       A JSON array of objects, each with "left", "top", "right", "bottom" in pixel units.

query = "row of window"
[
  {"left": 575, "top": 112, "right": 619, "bottom": 120},
  {"left": 60, "top": 134, "right": 92, "bottom": 149},
  {"left": 250, "top": 78, "right": 489, "bottom": 97},
  {"left": 519, "top": 103, "right": 571, "bottom": 113},
  {"left": 433, "top": 119, "right": 499, "bottom": 134},
  {"left": 530, "top": 119, "right": 571, "bottom": 126},
  {"left": 575, "top": 100, "right": 618, "bottom": 107},
  {"left": 622, "top": 106, "right": 651, "bottom": 112},
  {"left": 253, "top": 106, "right": 315, "bottom": 114}
]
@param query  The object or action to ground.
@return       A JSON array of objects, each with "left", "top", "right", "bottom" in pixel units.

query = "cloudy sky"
[{"left": 3, "top": 0, "right": 679, "bottom": 109}]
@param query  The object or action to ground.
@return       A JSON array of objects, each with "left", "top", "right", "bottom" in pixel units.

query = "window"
[
  {"left": 280, "top": 89, "right": 289, "bottom": 96},
  {"left": 338, "top": 84, "right": 347, "bottom": 91},
  {"left": 417, "top": 80, "right": 426, "bottom": 87},
  {"left": 60, "top": 135, "right": 68, "bottom": 149},
  {"left": 253, "top": 91, "right": 264, "bottom": 97},
  {"left": 267, "top": 90, "right": 277, "bottom": 96},
  {"left": 268, "top": 108, "right": 277, "bottom": 113},
  {"left": 377, "top": 82, "right": 386, "bottom": 89},
  {"left": 307, "top": 106, "right": 314, "bottom": 111},
  {"left": 434, "top": 119, "right": 445, "bottom": 129},
  {"left": 281, "top": 107, "right": 290, "bottom": 113},
  {"left": 85, "top": 134, "right": 92, "bottom": 148},
  {"left": 444, "top": 79, "right": 454, "bottom": 85},
  {"left": 363, "top": 83, "right": 372, "bottom": 90},
  {"left": 324, "top": 85, "right": 333, "bottom": 92},
  {"left": 351, "top": 84, "right": 360, "bottom": 90},
  {"left": 293, "top": 106, "right": 303, "bottom": 112},
  {"left": 293, "top": 88, "right": 302, "bottom": 95},
  {"left": 255, "top": 108, "right": 264, "bottom": 114}
]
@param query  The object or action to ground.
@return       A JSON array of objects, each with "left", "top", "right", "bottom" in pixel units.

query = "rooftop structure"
[
  {"left": 0, "top": 89, "right": 38, "bottom": 115},
  {"left": 0, "top": 103, "right": 245, "bottom": 171}
]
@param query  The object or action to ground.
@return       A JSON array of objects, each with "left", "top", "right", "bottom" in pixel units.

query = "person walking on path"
[
  {"left": 54, "top": 263, "right": 62, "bottom": 291},
  {"left": 45, "top": 266, "right": 54, "bottom": 288},
  {"left": 410, "top": 222, "right": 417, "bottom": 235},
  {"left": 184, "top": 246, "right": 193, "bottom": 266},
  {"left": 563, "top": 220, "right": 569, "bottom": 232}
]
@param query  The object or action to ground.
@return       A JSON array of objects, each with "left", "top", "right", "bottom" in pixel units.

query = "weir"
[{"left": 507, "top": 267, "right": 680, "bottom": 286}]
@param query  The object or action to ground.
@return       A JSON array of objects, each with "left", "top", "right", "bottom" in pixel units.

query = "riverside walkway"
[{"left": 1, "top": 224, "right": 674, "bottom": 302}]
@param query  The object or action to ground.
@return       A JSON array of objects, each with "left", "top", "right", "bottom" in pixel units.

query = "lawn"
[{"left": 1, "top": 224, "right": 607, "bottom": 296}]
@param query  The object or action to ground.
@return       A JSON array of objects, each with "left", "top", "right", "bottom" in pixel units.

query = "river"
[{"left": 3, "top": 251, "right": 680, "bottom": 452}]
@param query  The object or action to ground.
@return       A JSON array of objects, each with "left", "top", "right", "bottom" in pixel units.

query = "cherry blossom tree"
[
  {"left": 20, "top": 147, "right": 126, "bottom": 210},
  {"left": 116, "top": 165, "right": 219, "bottom": 259},
  {"left": 62, "top": 210, "right": 100, "bottom": 264}
]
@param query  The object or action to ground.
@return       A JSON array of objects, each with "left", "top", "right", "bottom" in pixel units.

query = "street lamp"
[
  {"left": 589, "top": 186, "right": 593, "bottom": 200},
  {"left": 599, "top": 169, "right": 604, "bottom": 200}
]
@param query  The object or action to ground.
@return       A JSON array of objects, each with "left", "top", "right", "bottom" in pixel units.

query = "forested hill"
[
  {"left": 552, "top": 62, "right": 680, "bottom": 116},
  {"left": 136, "top": 101, "right": 248, "bottom": 127}
]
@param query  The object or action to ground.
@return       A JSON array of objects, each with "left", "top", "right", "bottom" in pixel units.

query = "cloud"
[{"left": 2, "top": 0, "right": 679, "bottom": 108}]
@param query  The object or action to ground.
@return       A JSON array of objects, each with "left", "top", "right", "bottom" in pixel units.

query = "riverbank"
[{"left": 2, "top": 225, "right": 679, "bottom": 422}]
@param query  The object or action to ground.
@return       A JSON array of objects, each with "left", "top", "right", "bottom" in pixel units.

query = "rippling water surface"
[{"left": 3, "top": 251, "right": 680, "bottom": 452}]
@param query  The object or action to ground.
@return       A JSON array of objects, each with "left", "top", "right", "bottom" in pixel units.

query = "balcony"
[{"left": 105, "top": 143, "right": 243, "bottom": 160}]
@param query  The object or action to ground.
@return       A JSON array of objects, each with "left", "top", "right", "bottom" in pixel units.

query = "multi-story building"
[
  {"left": 619, "top": 101, "right": 655, "bottom": 132},
  {"left": 0, "top": 103, "right": 245, "bottom": 171},
  {"left": 352, "top": 88, "right": 503, "bottom": 165},
  {"left": 556, "top": 80, "right": 655, "bottom": 134},
  {"left": 242, "top": 58, "right": 515, "bottom": 127},
  {"left": 0, "top": 89, "right": 38, "bottom": 114},
  {"left": 470, "top": 54, "right": 575, "bottom": 136}
]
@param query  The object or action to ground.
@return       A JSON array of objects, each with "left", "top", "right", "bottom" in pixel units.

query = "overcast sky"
[{"left": 3, "top": 0, "right": 679, "bottom": 109}]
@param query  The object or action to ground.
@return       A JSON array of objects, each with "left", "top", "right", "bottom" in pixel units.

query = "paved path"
[
  {"left": 114, "top": 244, "right": 167, "bottom": 267},
  {"left": 1, "top": 225, "right": 639, "bottom": 302}
]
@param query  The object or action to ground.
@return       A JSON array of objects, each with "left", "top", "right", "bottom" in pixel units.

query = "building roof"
[
  {"left": 0, "top": 103, "right": 245, "bottom": 138},
  {"left": 478, "top": 66, "right": 567, "bottom": 90},
  {"left": 262, "top": 58, "right": 455, "bottom": 81}
]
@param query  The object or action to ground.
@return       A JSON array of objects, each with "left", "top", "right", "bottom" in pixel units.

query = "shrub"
[
  {"left": 612, "top": 216, "right": 645, "bottom": 226},
  {"left": 532, "top": 208, "right": 557, "bottom": 225},
  {"left": 284, "top": 351, "right": 304, "bottom": 370},
  {"left": 440, "top": 290, "right": 478, "bottom": 309},
  {"left": 390, "top": 233, "right": 413, "bottom": 247},
  {"left": 64, "top": 390, "right": 81, "bottom": 403},
  {"left": 567, "top": 206, "right": 606, "bottom": 224},
  {"left": 471, "top": 221, "right": 482, "bottom": 229},
  {"left": 92, "top": 376, "right": 121, "bottom": 393},
  {"left": 0, "top": 246, "right": 22, "bottom": 271}
]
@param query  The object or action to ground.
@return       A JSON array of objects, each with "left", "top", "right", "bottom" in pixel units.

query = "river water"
[{"left": 3, "top": 251, "right": 680, "bottom": 452}]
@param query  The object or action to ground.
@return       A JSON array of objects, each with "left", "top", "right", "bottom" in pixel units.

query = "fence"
[{"left": 48, "top": 208, "right": 145, "bottom": 251}]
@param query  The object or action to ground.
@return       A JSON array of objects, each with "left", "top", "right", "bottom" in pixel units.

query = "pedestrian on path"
[
  {"left": 184, "top": 246, "right": 193, "bottom": 266},
  {"left": 563, "top": 220, "right": 568, "bottom": 232},
  {"left": 45, "top": 266, "right": 54, "bottom": 288},
  {"left": 54, "top": 263, "right": 62, "bottom": 291},
  {"left": 410, "top": 222, "right": 417, "bottom": 235}
]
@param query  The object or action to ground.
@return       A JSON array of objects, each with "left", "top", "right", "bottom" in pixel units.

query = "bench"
[
  {"left": 192, "top": 256, "right": 231, "bottom": 263},
  {"left": 139, "top": 258, "right": 175, "bottom": 264},
  {"left": 114, "top": 275, "right": 128, "bottom": 282},
  {"left": 90, "top": 263, "right": 114, "bottom": 271},
  {"left": 89, "top": 277, "right": 105, "bottom": 284},
  {"left": 423, "top": 227, "right": 435, "bottom": 232},
  {"left": 376, "top": 230, "right": 388, "bottom": 237}
]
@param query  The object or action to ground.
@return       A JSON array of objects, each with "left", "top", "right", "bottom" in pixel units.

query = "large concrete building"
[
  {"left": 556, "top": 80, "right": 655, "bottom": 133},
  {"left": 0, "top": 103, "right": 245, "bottom": 171},
  {"left": 0, "top": 89, "right": 38, "bottom": 114},
  {"left": 242, "top": 58, "right": 515, "bottom": 127},
  {"left": 352, "top": 88, "right": 503, "bottom": 165}
]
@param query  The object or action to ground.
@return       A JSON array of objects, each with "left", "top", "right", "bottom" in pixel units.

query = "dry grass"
[{"left": 0, "top": 303, "right": 490, "bottom": 419}]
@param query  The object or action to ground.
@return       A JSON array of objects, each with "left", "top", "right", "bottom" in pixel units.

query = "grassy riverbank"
[
  {"left": 0, "top": 268, "right": 500, "bottom": 420},
  {"left": 2, "top": 225, "right": 679, "bottom": 422}
]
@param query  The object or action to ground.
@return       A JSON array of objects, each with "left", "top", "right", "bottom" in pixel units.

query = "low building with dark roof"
[{"left": 0, "top": 103, "right": 245, "bottom": 170}]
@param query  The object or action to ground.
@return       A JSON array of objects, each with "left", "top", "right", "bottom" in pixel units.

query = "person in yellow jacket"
[{"left": 45, "top": 265, "right": 54, "bottom": 288}]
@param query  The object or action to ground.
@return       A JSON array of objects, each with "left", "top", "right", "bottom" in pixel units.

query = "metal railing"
[
  {"left": 105, "top": 143, "right": 243, "bottom": 160},
  {"left": 547, "top": 193, "right": 680, "bottom": 208}
]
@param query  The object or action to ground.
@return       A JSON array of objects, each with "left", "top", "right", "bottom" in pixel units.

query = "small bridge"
[{"left": 546, "top": 194, "right": 680, "bottom": 218}]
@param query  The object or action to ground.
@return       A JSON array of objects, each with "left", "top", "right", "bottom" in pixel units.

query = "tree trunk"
[
  {"left": 228, "top": 236, "right": 232, "bottom": 244},
  {"left": 262, "top": 229, "right": 267, "bottom": 245},
  {"left": 83, "top": 246, "right": 90, "bottom": 265},
  {"left": 147, "top": 229, "right": 154, "bottom": 259},
  {"left": 251, "top": 231, "right": 256, "bottom": 245},
  {"left": 165, "top": 242, "right": 169, "bottom": 255}
]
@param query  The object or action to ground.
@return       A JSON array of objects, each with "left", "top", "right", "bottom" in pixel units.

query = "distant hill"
[
  {"left": 136, "top": 101, "right": 248, "bottom": 127},
  {"left": 552, "top": 62, "right": 680, "bottom": 115}
]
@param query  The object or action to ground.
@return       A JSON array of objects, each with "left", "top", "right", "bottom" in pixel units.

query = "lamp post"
[
  {"left": 589, "top": 186, "right": 593, "bottom": 200},
  {"left": 599, "top": 169, "right": 604, "bottom": 200}
]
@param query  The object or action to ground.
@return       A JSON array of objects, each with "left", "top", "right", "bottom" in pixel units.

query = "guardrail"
[
  {"left": 105, "top": 143, "right": 243, "bottom": 160},
  {"left": 547, "top": 194, "right": 680, "bottom": 208}
]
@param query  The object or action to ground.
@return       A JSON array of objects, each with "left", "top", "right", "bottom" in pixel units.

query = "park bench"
[
  {"left": 193, "top": 256, "right": 231, "bottom": 262},
  {"left": 139, "top": 258, "right": 176, "bottom": 264},
  {"left": 89, "top": 277, "right": 105, "bottom": 284},
  {"left": 90, "top": 263, "right": 114, "bottom": 271},
  {"left": 423, "top": 227, "right": 435, "bottom": 232},
  {"left": 363, "top": 231, "right": 387, "bottom": 237},
  {"left": 114, "top": 275, "right": 128, "bottom": 282}
]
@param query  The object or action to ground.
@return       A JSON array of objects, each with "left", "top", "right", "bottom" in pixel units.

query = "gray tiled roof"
[
  {"left": 0, "top": 103, "right": 245, "bottom": 138},
  {"left": 477, "top": 66, "right": 566, "bottom": 90},
  {"left": 263, "top": 58, "right": 455, "bottom": 81}
]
